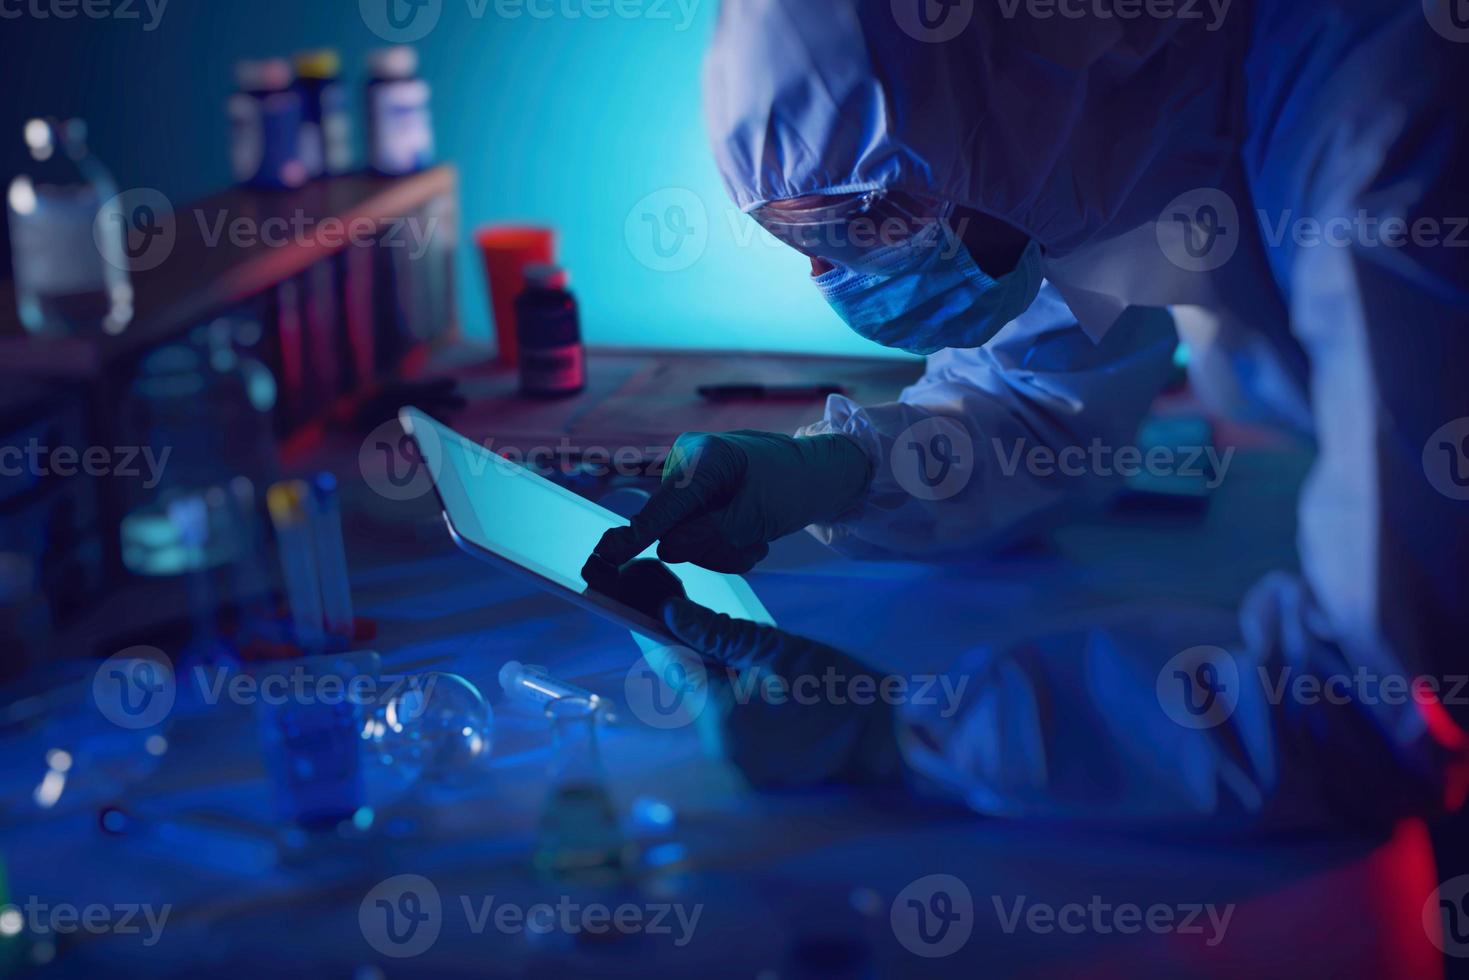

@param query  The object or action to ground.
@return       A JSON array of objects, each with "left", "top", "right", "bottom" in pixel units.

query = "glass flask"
[
  {"left": 363, "top": 672, "right": 493, "bottom": 788},
  {"left": 534, "top": 696, "right": 625, "bottom": 877}
]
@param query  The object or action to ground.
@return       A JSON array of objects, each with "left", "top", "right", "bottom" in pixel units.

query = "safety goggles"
[{"left": 750, "top": 189, "right": 952, "bottom": 269}]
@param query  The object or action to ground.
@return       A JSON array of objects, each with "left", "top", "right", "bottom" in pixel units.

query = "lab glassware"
[
  {"left": 498, "top": 661, "right": 603, "bottom": 711},
  {"left": 364, "top": 672, "right": 493, "bottom": 785},
  {"left": 534, "top": 697, "right": 625, "bottom": 877},
  {"left": 6, "top": 118, "right": 132, "bottom": 336},
  {"left": 256, "top": 655, "right": 367, "bottom": 830}
]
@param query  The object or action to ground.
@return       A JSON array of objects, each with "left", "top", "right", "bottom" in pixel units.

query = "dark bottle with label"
[
  {"left": 515, "top": 264, "right": 586, "bottom": 399},
  {"left": 293, "top": 50, "right": 353, "bottom": 179},
  {"left": 230, "top": 59, "right": 307, "bottom": 190}
]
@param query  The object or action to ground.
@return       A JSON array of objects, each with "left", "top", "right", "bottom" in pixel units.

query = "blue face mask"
[{"left": 813, "top": 225, "right": 1044, "bottom": 355}]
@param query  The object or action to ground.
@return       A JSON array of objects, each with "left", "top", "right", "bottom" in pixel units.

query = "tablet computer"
[{"left": 399, "top": 407, "right": 776, "bottom": 646}]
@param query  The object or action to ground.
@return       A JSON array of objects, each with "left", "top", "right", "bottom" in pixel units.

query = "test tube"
[
  {"left": 499, "top": 661, "right": 606, "bottom": 712},
  {"left": 307, "top": 473, "right": 355, "bottom": 639},
  {"left": 267, "top": 480, "right": 326, "bottom": 653}
]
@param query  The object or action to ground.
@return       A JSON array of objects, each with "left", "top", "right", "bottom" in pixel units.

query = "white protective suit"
[{"left": 704, "top": 0, "right": 1469, "bottom": 827}]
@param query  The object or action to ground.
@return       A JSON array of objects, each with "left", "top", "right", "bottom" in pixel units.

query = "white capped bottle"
[{"left": 6, "top": 118, "right": 132, "bottom": 336}]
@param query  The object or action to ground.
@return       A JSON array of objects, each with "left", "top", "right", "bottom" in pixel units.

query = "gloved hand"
[
  {"left": 584, "top": 430, "right": 872, "bottom": 574},
  {"left": 661, "top": 597, "right": 902, "bottom": 787}
]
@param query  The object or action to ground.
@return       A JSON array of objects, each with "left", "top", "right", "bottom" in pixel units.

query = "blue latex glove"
[
  {"left": 585, "top": 431, "right": 872, "bottom": 574},
  {"left": 662, "top": 597, "right": 902, "bottom": 787}
]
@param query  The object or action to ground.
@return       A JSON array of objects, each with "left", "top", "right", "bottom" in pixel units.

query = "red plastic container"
[{"left": 475, "top": 226, "right": 555, "bottom": 366}]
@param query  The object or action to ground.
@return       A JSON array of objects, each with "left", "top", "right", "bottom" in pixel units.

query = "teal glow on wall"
[
  {"left": 0, "top": 0, "right": 904, "bottom": 358},
  {"left": 427, "top": 1, "right": 896, "bottom": 356}
]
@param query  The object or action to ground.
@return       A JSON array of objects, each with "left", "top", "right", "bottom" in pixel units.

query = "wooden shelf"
[{"left": 0, "top": 165, "right": 457, "bottom": 380}]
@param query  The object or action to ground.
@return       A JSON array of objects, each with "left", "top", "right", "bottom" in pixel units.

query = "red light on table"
[{"left": 476, "top": 226, "right": 555, "bottom": 367}]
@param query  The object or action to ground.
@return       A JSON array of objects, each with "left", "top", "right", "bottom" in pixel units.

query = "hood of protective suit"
[{"left": 703, "top": 0, "right": 1255, "bottom": 338}]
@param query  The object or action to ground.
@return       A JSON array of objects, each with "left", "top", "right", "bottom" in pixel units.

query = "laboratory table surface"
[{"left": 0, "top": 352, "right": 1452, "bottom": 979}]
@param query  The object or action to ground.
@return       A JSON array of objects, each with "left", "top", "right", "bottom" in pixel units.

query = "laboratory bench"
[{"left": 0, "top": 354, "right": 1452, "bottom": 979}]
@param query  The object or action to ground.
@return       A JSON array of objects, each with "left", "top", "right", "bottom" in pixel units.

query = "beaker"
[
  {"left": 534, "top": 697, "right": 624, "bottom": 877},
  {"left": 255, "top": 655, "right": 367, "bottom": 831}
]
